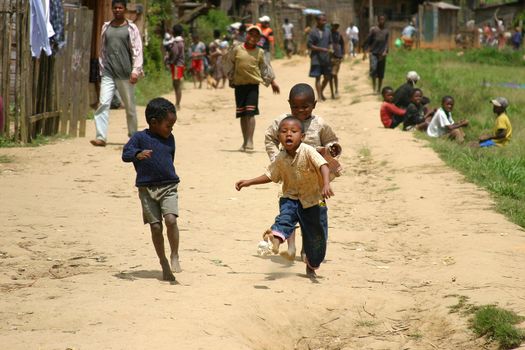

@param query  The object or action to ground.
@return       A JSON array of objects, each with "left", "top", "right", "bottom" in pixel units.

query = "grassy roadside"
[
  {"left": 385, "top": 48, "right": 525, "bottom": 228},
  {"left": 135, "top": 70, "right": 173, "bottom": 106}
]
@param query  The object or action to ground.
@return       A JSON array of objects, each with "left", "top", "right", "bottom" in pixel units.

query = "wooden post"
[{"left": 369, "top": 0, "right": 374, "bottom": 29}]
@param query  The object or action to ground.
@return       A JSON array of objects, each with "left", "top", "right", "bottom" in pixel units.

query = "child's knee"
[
  {"left": 150, "top": 222, "right": 162, "bottom": 233},
  {"left": 164, "top": 213, "right": 178, "bottom": 226}
]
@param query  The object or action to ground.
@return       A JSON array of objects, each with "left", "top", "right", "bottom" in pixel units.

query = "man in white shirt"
[
  {"left": 345, "top": 23, "right": 359, "bottom": 57},
  {"left": 282, "top": 18, "right": 294, "bottom": 58}
]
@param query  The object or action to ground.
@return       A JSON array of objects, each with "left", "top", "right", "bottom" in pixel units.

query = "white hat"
[
  {"left": 490, "top": 97, "right": 508, "bottom": 108},
  {"left": 259, "top": 15, "right": 271, "bottom": 23},
  {"left": 246, "top": 25, "right": 262, "bottom": 35},
  {"left": 406, "top": 71, "right": 420, "bottom": 81},
  {"left": 230, "top": 22, "right": 241, "bottom": 30}
]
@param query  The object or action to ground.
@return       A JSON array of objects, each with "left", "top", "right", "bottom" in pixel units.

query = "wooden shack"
[{"left": 418, "top": 1, "right": 461, "bottom": 49}]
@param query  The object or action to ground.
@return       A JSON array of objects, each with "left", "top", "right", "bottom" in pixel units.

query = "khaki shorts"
[
  {"left": 138, "top": 183, "right": 179, "bottom": 224},
  {"left": 331, "top": 57, "right": 342, "bottom": 75}
]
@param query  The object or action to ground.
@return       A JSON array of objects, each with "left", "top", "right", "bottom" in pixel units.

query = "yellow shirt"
[
  {"left": 232, "top": 45, "right": 264, "bottom": 85},
  {"left": 493, "top": 112, "right": 512, "bottom": 147},
  {"left": 265, "top": 143, "right": 327, "bottom": 208}
]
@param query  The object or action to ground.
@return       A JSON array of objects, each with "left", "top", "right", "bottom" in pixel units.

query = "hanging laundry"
[
  {"left": 30, "top": 0, "right": 53, "bottom": 57},
  {"left": 49, "top": 0, "right": 66, "bottom": 50}
]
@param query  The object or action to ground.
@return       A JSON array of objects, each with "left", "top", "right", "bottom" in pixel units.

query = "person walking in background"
[
  {"left": 209, "top": 29, "right": 226, "bottom": 88},
  {"left": 401, "top": 20, "right": 417, "bottom": 49},
  {"left": 307, "top": 13, "right": 332, "bottom": 102},
  {"left": 223, "top": 25, "right": 280, "bottom": 152},
  {"left": 164, "top": 24, "right": 185, "bottom": 110},
  {"left": 511, "top": 26, "right": 523, "bottom": 50},
  {"left": 189, "top": 33, "right": 206, "bottom": 89},
  {"left": 329, "top": 23, "right": 344, "bottom": 99},
  {"left": 282, "top": 18, "right": 295, "bottom": 58},
  {"left": 362, "top": 15, "right": 389, "bottom": 94},
  {"left": 345, "top": 22, "right": 359, "bottom": 57},
  {"left": 90, "top": 0, "right": 143, "bottom": 147},
  {"left": 257, "top": 16, "right": 275, "bottom": 62}
]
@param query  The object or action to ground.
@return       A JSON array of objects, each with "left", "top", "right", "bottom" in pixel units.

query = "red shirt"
[{"left": 380, "top": 102, "right": 406, "bottom": 128}]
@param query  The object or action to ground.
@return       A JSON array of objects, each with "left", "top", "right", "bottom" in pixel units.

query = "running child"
[
  {"left": 236, "top": 116, "right": 334, "bottom": 277},
  {"left": 122, "top": 97, "right": 182, "bottom": 281},
  {"left": 380, "top": 86, "right": 405, "bottom": 129},
  {"left": 265, "top": 83, "right": 341, "bottom": 259},
  {"left": 223, "top": 25, "right": 280, "bottom": 152}
]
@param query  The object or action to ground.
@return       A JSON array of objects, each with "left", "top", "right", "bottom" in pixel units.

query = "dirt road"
[{"left": 1, "top": 57, "right": 524, "bottom": 350}]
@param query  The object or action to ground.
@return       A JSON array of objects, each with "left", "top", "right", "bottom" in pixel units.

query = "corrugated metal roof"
[{"left": 427, "top": 2, "right": 461, "bottom": 10}]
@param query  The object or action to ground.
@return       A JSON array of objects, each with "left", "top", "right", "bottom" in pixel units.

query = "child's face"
[
  {"left": 288, "top": 94, "right": 316, "bottom": 121},
  {"left": 150, "top": 112, "right": 177, "bottom": 139},
  {"left": 411, "top": 91, "right": 423, "bottom": 105},
  {"left": 493, "top": 105, "right": 505, "bottom": 115},
  {"left": 442, "top": 98, "right": 454, "bottom": 112},
  {"left": 383, "top": 90, "right": 394, "bottom": 103},
  {"left": 278, "top": 119, "right": 304, "bottom": 153},
  {"left": 246, "top": 30, "right": 260, "bottom": 46}
]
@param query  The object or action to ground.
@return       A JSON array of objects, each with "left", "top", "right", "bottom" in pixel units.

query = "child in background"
[
  {"left": 427, "top": 95, "right": 469, "bottom": 143},
  {"left": 265, "top": 83, "right": 342, "bottom": 259},
  {"left": 122, "top": 98, "right": 182, "bottom": 282},
  {"left": 403, "top": 88, "right": 432, "bottom": 131},
  {"left": 223, "top": 25, "right": 280, "bottom": 152},
  {"left": 189, "top": 33, "right": 206, "bottom": 89},
  {"left": 236, "top": 116, "right": 334, "bottom": 277},
  {"left": 477, "top": 97, "right": 512, "bottom": 147},
  {"left": 380, "top": 86, "right": 405, "bottom": 129}
]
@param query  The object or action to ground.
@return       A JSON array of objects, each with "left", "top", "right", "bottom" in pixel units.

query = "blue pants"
[{"left": 271, "top": 198, "right": 327, "bottom": 269}]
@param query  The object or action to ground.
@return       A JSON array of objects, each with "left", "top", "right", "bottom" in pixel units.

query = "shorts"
[
  {"left": 191, "top": 59, "right": 204, "bottom": 73},
  {"left": 309, "top": 64, "right": 332, "bottom": 78},
  {"left": 479, "top": 139, "right": 496, "bottom": 147},
  {"left": 138, "top": 183, "right": 179, "bottom": 224},
  {"left": 235, "top": 84, "right": 259, "bottom": 118},
  {"left": 369, "top": 54, "right": 386, "bottom": 79},
  {"left": 170, "top": 64, "right": 184, "bottom": 80},
  {"left": 331, "top": 57, "right": 342, "bottom": 75},
  {"left": 271, "top": 198, "right": 327, "bottom": 269}
]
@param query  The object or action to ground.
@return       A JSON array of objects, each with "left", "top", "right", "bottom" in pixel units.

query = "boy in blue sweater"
[{"left": 122, "top": 97, "right": 181, "bottom": 282}]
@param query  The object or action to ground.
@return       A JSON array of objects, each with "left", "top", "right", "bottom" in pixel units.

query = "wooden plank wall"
[{"left": 0, "top": 1, "right": 93, "bottom": 142}]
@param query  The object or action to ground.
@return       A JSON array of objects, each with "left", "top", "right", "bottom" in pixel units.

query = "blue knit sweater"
[{"left": 122, "top": 129, "right": 180, "bottom": 187}]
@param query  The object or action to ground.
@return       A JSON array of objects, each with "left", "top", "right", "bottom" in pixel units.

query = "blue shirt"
[{"left": 122, "top": 129, "right": 180, "bottom": 187}]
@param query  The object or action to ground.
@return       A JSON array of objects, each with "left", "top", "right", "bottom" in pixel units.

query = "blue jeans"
[{"left": 271, "top": 198, "right": 327, "bottom": 269}]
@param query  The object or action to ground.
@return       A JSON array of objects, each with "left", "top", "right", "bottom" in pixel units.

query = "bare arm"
[
  {"left": 320, "top": 164, "right": 334, "bottom": 199},
  {"left": 235, "top": 175, "right": 271, "bottom": 191},
  {"left": 446, "top": 119, "right": 469, "bottom": 130}
]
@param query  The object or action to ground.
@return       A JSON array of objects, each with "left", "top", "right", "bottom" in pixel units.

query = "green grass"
[
  {"left": 445, "top": 295, "right": 525, "bottom": 349},
  {"left": 471, "top": 306, "right": 525, "bottom": 349},
  {"left": 387, "top": 48, "right": 525, "bottom": 227},
  {"left": 135, "top": 70, "right": 173, "bottom": 106}
]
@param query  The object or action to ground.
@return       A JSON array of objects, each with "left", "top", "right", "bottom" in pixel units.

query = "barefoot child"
[
  {"left": 122, "top": 98, "right": 182, "bottom": 281},
  {"left": 236, "top": 116, "right": 334, "bottom": 277},
  {"left": 223, "top": 25, "right": 280, "bottom": 152},
  {"left": 427, "top": 95, "right": 469, "bottom": 143},
  {"left": 265, "top": 83, "right": 341, "bottom": 259}
]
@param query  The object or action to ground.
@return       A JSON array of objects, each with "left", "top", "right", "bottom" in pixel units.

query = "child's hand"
[
  {"left": 329, "top": 143, "right": 342, "bottom": 157},
  {"left": 321, "top": 184, "right": 334, "bottom": 199},
  {"left": 136, "top": 150, "right": 153, "bottom": 160},
  {"left": 271, "top": 81, "right": 280, "bottom": 94},
  {"left": 461, "top": 119, "right": 469, "bottom": 127},
  {"left": 235, "top": 180, "right": 249, "bottom": 191}
]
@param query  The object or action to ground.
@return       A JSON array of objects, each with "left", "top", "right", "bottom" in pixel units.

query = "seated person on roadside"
[
  {"left": 403, "top": 88, "right": 433, "bottom": 131},
  {"left": 265, "top": 83, "right": 341, "bottom": 260},
  {"left": 236, "top": 116, "right": 334, "bottom": 278},
  {"left": 477, "top": 97, "right": 512, "bottom": 148},
  {"left": 380, "top": 86, "right": 405, "bottom": 129},
  {"left": 393, "top": 71, "right": 420, "bottom": 109},
  {"left": 426, "top": 95, "right": 469, "bottom": 143}
]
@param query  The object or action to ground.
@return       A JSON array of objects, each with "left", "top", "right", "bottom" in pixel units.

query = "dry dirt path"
[{"left": 1, "top": 57, "right": 524, "bottom": 350}]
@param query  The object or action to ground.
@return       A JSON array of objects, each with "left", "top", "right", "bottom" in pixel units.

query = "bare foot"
[
  {"left": 270, "top": 235, "right": 281, "bottom": 254},
  {"left": 279, "top": 251, "right": 295, "bottom": 261},
  {"left": 306, "top": 265, "right": 317, "bottom": 278},
  {"left": 161, "top": 260, "right": 176, "bottom": 281},
  {"left": 170, "top": 253, "right": 182, "bottom": 273}
]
